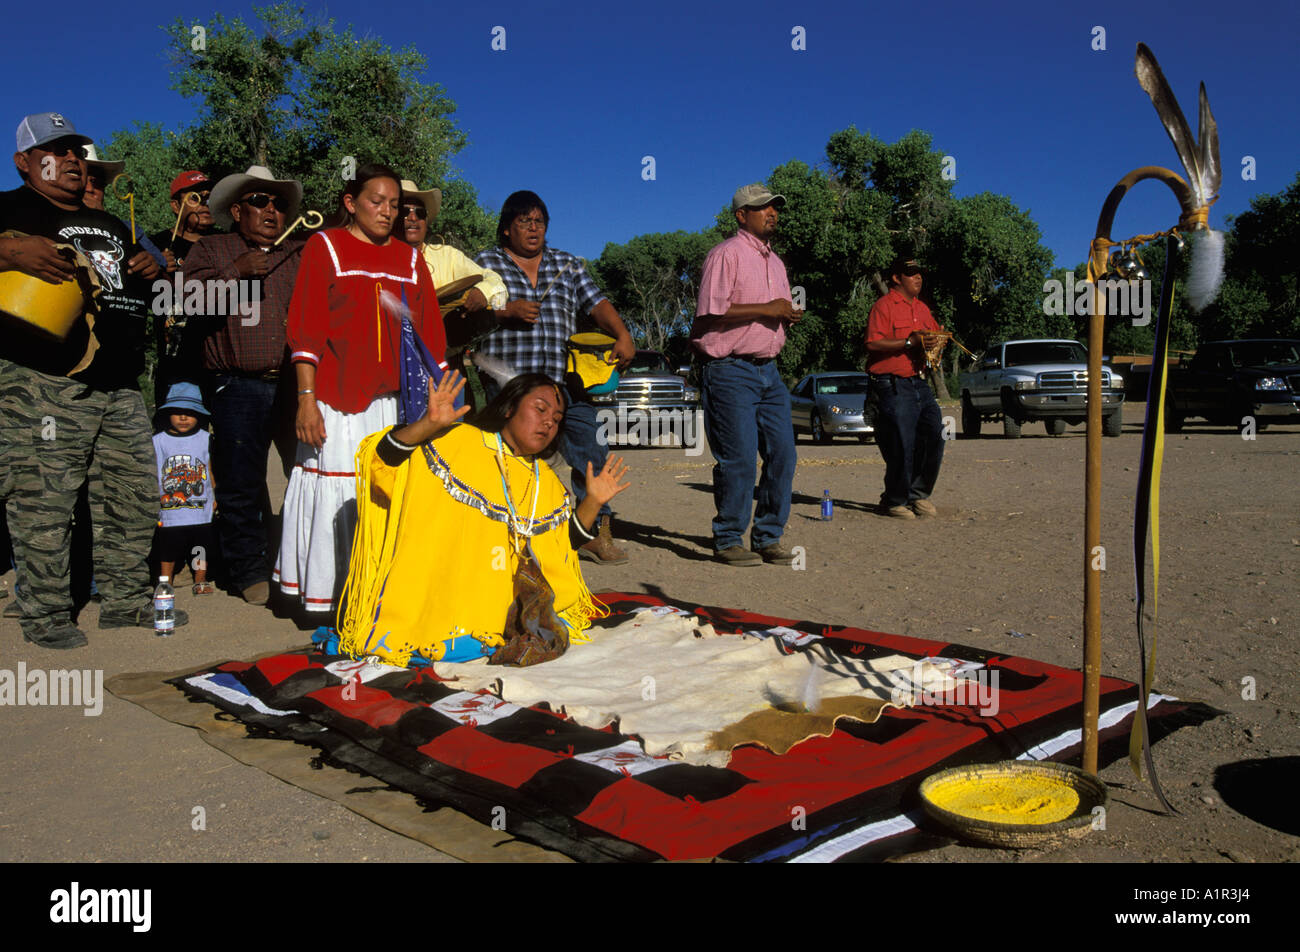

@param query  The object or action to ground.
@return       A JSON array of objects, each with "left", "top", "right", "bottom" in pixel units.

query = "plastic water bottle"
[
  {"left": 821, "top": 490, "right": 833, "bottom": 521},
  {"left": 154, "top": 576, "right": 175, "bottom": 637}
]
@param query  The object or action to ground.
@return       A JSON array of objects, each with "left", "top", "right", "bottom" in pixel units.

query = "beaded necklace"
[{"left": 494, "top": 433, "right": 541, "bottom": 547}]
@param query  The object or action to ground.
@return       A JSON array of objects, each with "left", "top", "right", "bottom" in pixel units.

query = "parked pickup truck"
[
  {"left": 1166, "top": 338, "right": 1300, "bottom": 431},
  {"left": 959, "top": 339, "right": 1125, "bottom": 438},
  {"left": 589, "top": 349, "right": 701, "bottom": 446}
]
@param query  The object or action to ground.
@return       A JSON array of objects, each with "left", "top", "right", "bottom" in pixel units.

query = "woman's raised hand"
[
  {"left": 584, "top": 455, "right": 631, "bottom": 507},
  {"left": 422, "top": 369, "right": 470, "bottom": 433}
]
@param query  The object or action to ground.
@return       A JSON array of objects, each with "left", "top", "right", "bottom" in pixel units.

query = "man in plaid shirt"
[
  {"left": 476, "top": 190, "right": 636, "bottom": 564},
  {"left": 184, "top": 166, "right": 304, "bottom": 605}
]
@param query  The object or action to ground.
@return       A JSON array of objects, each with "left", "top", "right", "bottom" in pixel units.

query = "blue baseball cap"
[{"left": 16, "top": 112, "right": 92, "bottom": 152}]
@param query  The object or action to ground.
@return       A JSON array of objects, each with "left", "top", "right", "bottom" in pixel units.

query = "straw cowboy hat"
[
  {"left": 82, "top": 144, "right": 125, "bottom": 181},
  {"left": 208, "top": 165, "right": 303, "bottom": 228},
  {"left": 399, "top": 180, "right": 442, "bottom": 221}
]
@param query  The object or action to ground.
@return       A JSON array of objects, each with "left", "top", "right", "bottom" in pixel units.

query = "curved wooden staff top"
[
  {"left": 274, "top": 210, "right": 324, "bottom": 248},
  {"left": 171, "top": 190, "right": 203, "bottom": 242}
]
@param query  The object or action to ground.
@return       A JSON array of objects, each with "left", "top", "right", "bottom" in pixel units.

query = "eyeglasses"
[
  {"left": 514, "top": 216, "right": 547, "bottom": 231},
  {"left": 240, "top": 193, "right": 289, "bottom": 212},
  {"left": 401, "top": 204, "right": 428, "bottom": 220}
]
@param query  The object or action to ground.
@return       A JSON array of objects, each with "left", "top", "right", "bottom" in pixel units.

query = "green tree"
[
  {"left": 101, "top": 122, "right": 187, "bottom": 238},
  {"left": 1199, "top": 172, "right": 1300, "bottom": 339},
  {"left": 589, "top": 230, "right": 720, "bottom": 353},
  {"left": 928, "top": 192, "right": 1056, "bottom": 355},
  {"left": 102, "top": 3, "right": 493, "bottom": 255},
  {"left": 723, "top": 127, "right": 1053, "bottom": 395}
]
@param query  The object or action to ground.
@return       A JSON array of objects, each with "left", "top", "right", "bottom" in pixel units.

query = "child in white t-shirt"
[{"left": 151, "top": 382, "right": 216, "bottom": 594}]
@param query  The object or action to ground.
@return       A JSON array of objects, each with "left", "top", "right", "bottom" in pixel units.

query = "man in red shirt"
[{"left": 864, "top": 257, "right": 945, "bottom": 519}]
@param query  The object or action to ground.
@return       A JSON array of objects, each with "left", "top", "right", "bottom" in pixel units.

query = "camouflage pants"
[{"left": 0, "top": 358, "right": 156, "bottom": 636}]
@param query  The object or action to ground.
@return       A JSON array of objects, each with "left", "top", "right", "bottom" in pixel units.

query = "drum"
[{"left": 0, "top": 234, "right": 101, "bottom": 341}]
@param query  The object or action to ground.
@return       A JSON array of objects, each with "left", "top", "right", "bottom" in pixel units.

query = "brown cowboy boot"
[{"left": 579, "top": 515, "right": 629, "bottom": 565}]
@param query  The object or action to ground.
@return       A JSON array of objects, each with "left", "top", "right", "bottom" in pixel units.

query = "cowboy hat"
[
  {"left": 399, "top": 179, "right": 442, "bottom": 221},
  {"left": 208, "top": 165, "right": 303, "bottom": 228},
  {"left": 82, "top": 144, "right": 125, "bottom": 181}
]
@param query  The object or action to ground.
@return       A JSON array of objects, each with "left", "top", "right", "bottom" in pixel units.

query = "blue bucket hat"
[{"left": 159, "top": 382, "right": 209, "bottom": 416}]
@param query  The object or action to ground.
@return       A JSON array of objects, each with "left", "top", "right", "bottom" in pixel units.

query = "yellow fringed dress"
[{"left": 337, "top": 423, "right": 604, "bottom": 667}]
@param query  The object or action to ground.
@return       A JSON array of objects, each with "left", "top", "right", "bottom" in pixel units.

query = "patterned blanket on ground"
[{"left": 170, "top": 594, "right": 1209, "bottom": 862}]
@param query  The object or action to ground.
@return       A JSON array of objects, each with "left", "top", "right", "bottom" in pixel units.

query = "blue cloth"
[
  {"left": 699, "top": 358, "right": 795, "bottom": 551},
  {"left": 472, "top": 245, "right": 606, "bottom": 383},
  {"left": 311, "top": 625, "right": 338, "bottom": 653},
  {"left": 399, "top": 291, "right": 462, "bottom": 425},
  {"left": 869, "top": 374, "right": 944, "bottom": 508},
  {"left": 135, "top": 229, "right": 166, "bottom": 270},
  {"left": 312, "top": 626, "right": 494, "bottom": 665}
]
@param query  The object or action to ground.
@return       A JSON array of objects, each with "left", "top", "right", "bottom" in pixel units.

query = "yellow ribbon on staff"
[{"left": 1128, "top": 283, "right": 1173, "bottom": 778}]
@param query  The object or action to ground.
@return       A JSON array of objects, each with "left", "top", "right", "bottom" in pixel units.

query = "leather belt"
[
  {"left": 704, "top": 354, "right": 774, "bottom": 366},
  {"left": 218, "top": 369, "right": 283, "bottom": 381}
]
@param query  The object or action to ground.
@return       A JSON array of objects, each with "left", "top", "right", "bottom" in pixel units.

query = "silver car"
[{"left": 790, "top": 372, "right": 875, "bottom": 443}]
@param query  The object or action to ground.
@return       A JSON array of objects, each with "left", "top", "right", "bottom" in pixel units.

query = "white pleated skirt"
[{"left": 274, "top": 393, "right": 399, "bottom": 613}]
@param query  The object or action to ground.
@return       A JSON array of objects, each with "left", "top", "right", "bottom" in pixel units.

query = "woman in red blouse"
[{"left": 274, "top": 163, "right": 446, "bottom": 617}]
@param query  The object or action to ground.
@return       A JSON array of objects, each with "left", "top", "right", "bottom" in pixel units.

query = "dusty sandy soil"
[{"left": 1, "top": 402, "right": 1297, "bottom": 863}]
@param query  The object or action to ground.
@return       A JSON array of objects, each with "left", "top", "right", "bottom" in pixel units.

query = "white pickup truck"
[{"left": 959, "top": 338, "right": 1125, "bottom": 438}]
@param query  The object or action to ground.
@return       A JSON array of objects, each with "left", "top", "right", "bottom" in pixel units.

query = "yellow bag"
[{"left": 564, "top": 331, "right": 620, "bottom": 395}]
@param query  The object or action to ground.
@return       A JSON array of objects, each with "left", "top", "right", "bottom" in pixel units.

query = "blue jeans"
[
  {"left": 700, "top": 358, "right": 795, "bottom": 551},
  {"left": 557, "top": 400, "right": 612, "bottom": 520},
  {"left": 870, "top": 374, "right": 945, "bottom": 507},
  {"left": 210, "top": 374, "right": 295, "bottom": 591}
]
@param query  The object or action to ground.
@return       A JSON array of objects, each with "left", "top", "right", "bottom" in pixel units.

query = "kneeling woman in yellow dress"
[{"left": 336, "top": 370, "right": 629, "bottom": 667}]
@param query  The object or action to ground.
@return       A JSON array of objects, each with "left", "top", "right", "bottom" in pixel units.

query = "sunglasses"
[
  {"left": 401, "top": 204, "right": 428, "bottom": 221},
  {"left": 240, "top": 192, "right": 289, "bottom": 212},
  {"left": 514, "top": 216, "right": 547, "bottom": 231},
  {"left": 34, "top": 141, "right": 86, "bottom": 158}
]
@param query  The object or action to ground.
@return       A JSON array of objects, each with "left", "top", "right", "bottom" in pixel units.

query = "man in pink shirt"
[
  {"left": 864, "top": 257, "right": 945, "bottom": 518},
  {"left": 692, "top": 184, "right": 802, "bottom": 566}
]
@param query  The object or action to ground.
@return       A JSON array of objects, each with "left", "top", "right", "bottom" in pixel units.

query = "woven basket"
[{"left": 919, "top": 761, "right": 1110, "bottom": 849}]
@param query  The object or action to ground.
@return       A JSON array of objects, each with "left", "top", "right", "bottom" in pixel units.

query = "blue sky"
[{"left": 5, "top": 0, "right": 1297, "bottom": 272}]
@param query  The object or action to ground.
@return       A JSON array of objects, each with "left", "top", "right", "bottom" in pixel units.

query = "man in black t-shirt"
[{"left": 0, "top": 111, "right": 188, "bottom": 648}]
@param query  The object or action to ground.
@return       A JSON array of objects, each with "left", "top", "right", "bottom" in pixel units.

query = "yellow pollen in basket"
[{"left": 928, "top": 773, "right": 1081, "bottom": 825}]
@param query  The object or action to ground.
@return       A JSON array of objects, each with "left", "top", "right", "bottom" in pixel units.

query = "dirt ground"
[{"left": 1, "top": 401, "right": 1297, "bottom": 864}]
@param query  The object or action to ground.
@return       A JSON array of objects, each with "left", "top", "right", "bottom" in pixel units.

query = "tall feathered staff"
[
  {"left": 1079, "top": 45, "right": 1223, "bottom": 814},
  {"left": 1129, "top": 46, "right": 1224, "bottom": 813}
]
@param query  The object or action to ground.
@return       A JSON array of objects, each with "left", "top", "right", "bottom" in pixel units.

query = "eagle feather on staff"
[{"left": 1134, "top": 43, "right": 1225, "bottom": 313}]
